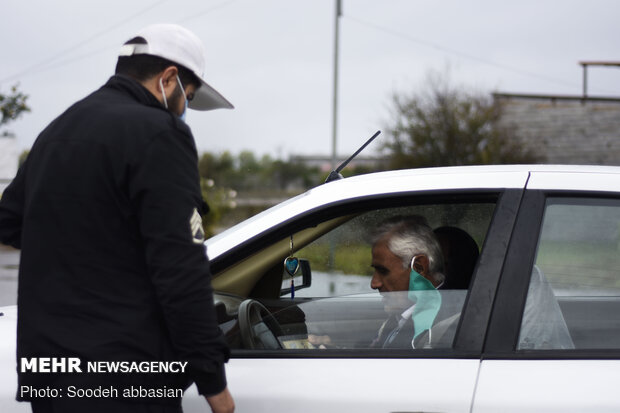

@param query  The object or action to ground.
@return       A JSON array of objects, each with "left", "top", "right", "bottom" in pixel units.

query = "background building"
[
  {"left": 495, "top": 93, "right": 620, "bottom": 165},
  {"left": 495, "top": 62, "right": 620, "bottom": 166}
]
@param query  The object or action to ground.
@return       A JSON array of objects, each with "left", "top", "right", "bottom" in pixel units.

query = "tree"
[
  {"left": 384, "top": 71, "right": 539, "bottom": 169},
  {"left": 200, "top": 178, "right": 237, "bottom": 238},
  {"left": 0, "top": 84, "right": 30, "bottom": 138},
  {"left": 196, "top": 150, "right": 324, "bottom": 233}
]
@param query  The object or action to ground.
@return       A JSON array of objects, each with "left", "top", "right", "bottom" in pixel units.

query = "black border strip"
[
  {"left": 231, "top": 348, "right": 481, "bottom": 359},
  {"left": 483, "top": 190, "right": 546, "bottom": 354},
  {"left": 453, "top": 189, "right": 524, "bottom": 352},
  {"left": 484, "top": 349, "right": 620, "bottom": 360}
]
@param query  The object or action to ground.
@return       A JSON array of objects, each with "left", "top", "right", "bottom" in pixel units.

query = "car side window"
[
  {"left": 291, "top": 204, "right": 492, "bottom": 298},
  {"left": 255, "top": 201, "right": 495, "bottom": 351},
  {"left": 518, "top": 198, "right": 620, "bottom": 350}
]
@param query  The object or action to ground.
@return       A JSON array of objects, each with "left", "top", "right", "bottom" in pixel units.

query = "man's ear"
[
  {"left": 159, "top": 66, "right": 179, "bottom": 91},
  {"left": 412, "top": 255, "right": 430, "bottom": 277},
  {"left": 137, "top": 66, "right": 179, "bottom": 108}
]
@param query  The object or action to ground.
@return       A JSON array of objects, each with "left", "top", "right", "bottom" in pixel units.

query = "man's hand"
[
  {"left": 308, "top": 334, "right": 333, "bottom": 349},
  {"left": 205, "top": 387, "right": 235, "bottom": 413}
]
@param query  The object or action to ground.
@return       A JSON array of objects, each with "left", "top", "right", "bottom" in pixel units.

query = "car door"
[
  {"left": 188, "top": 189, "right": 523, "bottom": 413},
  {"left": 472, "top": 170, "right": 620, "bottom": 412}
]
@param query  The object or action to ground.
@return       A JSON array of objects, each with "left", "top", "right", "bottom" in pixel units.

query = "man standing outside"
[{"left": 0, "top": 24, "right": 234, "bottom": 413}]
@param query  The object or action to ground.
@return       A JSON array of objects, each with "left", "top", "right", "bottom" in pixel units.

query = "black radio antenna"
[{"left": 324, "top": 130, "right": 381, "bottom": 183}]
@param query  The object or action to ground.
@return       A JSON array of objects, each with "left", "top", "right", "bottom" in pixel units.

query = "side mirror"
[{"left": 280, "top": 259, "right": 312, "bottom": 297}]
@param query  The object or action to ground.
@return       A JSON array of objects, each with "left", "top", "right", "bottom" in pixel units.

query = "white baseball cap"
[{"left": 119, "top": 23, "right": 233, "bottom": 111}]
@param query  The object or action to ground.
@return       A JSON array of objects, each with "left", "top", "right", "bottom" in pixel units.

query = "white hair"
[{"left": 371, "top": 215, "right": 445, "bottom": 285}]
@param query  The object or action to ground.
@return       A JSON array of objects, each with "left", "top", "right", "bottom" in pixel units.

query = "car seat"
[
  {"left": 518, "top": 265, "right": 574, "bottom": 349},
  {"left": 434, "top": 226, "right": 479, "bottom": 290}
]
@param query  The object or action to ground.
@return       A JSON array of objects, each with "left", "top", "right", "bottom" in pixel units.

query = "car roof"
[{"left": 205, "top": 164, "right": 620, "bottom": 260}]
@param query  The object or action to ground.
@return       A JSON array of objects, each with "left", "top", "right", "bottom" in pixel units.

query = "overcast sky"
[{"left": 2, "top": 0, "right": 620, "bottom": 161}]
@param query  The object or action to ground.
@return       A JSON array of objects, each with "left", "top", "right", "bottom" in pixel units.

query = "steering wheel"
[{"left": 237, "top": 299, "right": 284, "bottom": 349}]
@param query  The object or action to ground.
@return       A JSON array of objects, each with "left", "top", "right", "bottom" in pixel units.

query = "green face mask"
[{"left": 407, "top": 257, "right": 442, "bottom": 340}]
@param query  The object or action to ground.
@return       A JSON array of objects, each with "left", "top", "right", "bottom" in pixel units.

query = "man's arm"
[
  {"left": 130, "top": 126, "right": 231, "bottom": 397},
  {"left": 206, "top": 387, "right": 235, "bottom": 413}
]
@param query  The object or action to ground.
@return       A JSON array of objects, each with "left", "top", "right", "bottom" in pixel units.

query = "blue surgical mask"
[
  {"left": 407, "top": 256, "right": 442, "bottom": 340},
  {"left": 180, "top": 99, "right": 188, "bottom": 122}
]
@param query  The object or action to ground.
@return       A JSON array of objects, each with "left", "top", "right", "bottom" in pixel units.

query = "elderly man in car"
[{"left": 369, "top": 215, "right": 457, "bottom": 349}]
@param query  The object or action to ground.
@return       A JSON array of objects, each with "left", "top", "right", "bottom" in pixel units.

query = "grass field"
[{"left": 298, "top": 242, "right": 373, "bottom": 276}]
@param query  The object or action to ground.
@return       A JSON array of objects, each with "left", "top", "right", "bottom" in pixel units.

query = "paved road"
[{"left": 0, "top": 245, "right": 19, "bottom": 307}]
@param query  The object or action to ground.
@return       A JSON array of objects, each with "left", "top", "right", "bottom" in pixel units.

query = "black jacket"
[{"left": 0, "top": 75, "right": 229, "bottom": 401}]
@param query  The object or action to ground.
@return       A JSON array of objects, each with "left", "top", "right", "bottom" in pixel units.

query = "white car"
[{"left": 2, "top": 164, "right": 620, "bottom": 412}]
